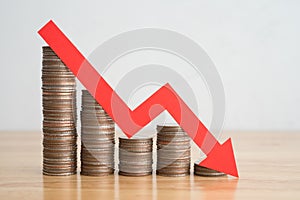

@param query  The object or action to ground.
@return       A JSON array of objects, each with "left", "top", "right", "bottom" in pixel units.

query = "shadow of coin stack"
[
  {"left": 156, "top": 125, "right": 191, "bottom": 177},
  {"left": 41, "top": 46, "right": 77, "bottom": 176},
  {"left": 80, "top": 90, "right": 115, "bottom": 176},
  {"left": 119, "top": 138, "right": 153, "bottom": 176}
]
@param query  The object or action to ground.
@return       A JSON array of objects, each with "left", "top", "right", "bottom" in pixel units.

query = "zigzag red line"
[{"left": 38, "top": 20, "right": 239, "bottom": 177}]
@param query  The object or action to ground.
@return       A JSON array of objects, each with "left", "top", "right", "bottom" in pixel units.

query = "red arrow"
[{"left": 38, "top": 20, "right": 238, "bottom": 177}]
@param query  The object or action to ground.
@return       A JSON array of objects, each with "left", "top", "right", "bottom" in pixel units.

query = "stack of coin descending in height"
[
  {"left": 80, "top": 90, "right": 115, "bottom": 176},
  {"left": 194, "top": 163, "right": 226, "bottom": 177},
  {"left": 41, "top": 46, "right": 77, "bottom": 176},
  {"left": 119, "top": 138, "right": 153, "bottom": 176},
  {"left": 156, "top": 125, "right": 191, "bottom": 177}
]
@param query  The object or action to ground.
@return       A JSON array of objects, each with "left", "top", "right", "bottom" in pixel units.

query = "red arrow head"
[{"left": 199, "top": 138, "right": 239, "bottom": 177}]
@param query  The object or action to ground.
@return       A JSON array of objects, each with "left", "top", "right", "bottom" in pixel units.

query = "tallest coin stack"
[{"left": 41, "top": 46, "right": 77, "bottom": 176}]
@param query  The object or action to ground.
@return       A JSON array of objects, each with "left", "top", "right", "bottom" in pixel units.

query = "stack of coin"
[
  {"left": 156, "top": 125, "right": 191, "bottom": 177},
  {"left": 194, "top": 163, "right": 226, "bottom": 177},
  {"left": 119, "top": 138, "right": 153, "bottom": 176},
  {"left": 80, "top": 90, "right": 115, "bottom": 176},
  {"left": 41, "top": 46, "right": 77, "bottom": 176}
]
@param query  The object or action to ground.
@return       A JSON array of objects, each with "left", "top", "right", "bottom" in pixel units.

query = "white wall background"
[{"left": 0, "top": 0, "right": 299, "bottom": 131}]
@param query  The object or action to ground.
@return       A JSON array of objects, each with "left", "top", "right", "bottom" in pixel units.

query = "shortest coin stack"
[
  {"left": 194, "top": 163, "right": 226, "bottom": 177},
  {"left": 119, "top": 138, "right": 153, "bottom": 176},
  {"left": 156, "top": 125, "right": 191, "bottom": 177}
]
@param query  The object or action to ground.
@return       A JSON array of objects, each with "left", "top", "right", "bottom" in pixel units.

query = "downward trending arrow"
[{"left": 38, "top": 20, "right": 239, "bottom": 177}]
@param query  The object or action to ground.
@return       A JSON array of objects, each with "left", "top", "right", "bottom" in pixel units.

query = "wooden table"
[{"left": 0, "top": 131, "right": 299, "bottom": 199}]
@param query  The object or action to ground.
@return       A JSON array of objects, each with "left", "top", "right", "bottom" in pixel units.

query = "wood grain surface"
[{"left": 0, "top": 131, "right": 299, "bottom": 199}]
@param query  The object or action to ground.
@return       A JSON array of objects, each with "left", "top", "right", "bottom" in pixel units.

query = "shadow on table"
[
  {"left": 43, "top": 173, "right": 238, "bottom": 200},
  {"left": 43, "top": 175, "right": 78, "bottom": 200}
]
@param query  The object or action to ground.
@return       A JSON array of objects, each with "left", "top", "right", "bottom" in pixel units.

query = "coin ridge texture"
[
  {"left": 80, "top": 90, "right": 115, "bottom": 176},
  {"left": 156, "top": 125, "right": 191, "bottom": 177},
  {"left": 42, "top": 46, "right": 77, "bottom": 176},
  {"left": 118, "top": 137, "right": 153, "bottom": 176}
]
